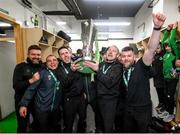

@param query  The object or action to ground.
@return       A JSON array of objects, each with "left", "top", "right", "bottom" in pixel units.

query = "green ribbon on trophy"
[{"left": 75, "top": 19, "right": 99, "bottom": 74}]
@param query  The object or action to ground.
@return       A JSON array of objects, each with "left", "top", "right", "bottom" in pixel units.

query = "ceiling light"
[
  {"left": 56, "top": 21, "right": 67, "bottom": 25},
  {"left": 98, "top": 32, "right": 123, "bottom": 35},
  {"left": 0, "top": 22, "right": 11, "bottom": 27},
  {"left": 94, "top": 22, "right": 130, "bottom": 26}
]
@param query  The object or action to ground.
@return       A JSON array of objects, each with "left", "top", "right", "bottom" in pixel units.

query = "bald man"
[{"left": 85, "top": 45, "right": 123, "bottom": 132}]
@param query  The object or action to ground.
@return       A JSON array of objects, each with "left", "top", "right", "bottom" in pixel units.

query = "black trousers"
[
  {"left": 15, "top": 95, "right": 30, "bottom": 133},
  {"left": 84, "top": 98, "right": 103, "bottom": 132},
  {"left": 156, "top": 87, "right": 165, "bottom": 105},
  {"left": 114, "top": 102, "right": 125, "bottom": 132},
  {"left": 34, "top": 109, "right": 60, "bottom": 132},
  {"left": 63, "top": 95, "right": 86, "bottom": 133},
  {"left": 98, "top": 96, "right": 118, "bottom": 133},
  {"left": 123, "top": 105, "right": 152, "bottom": 133},
  {"left": 164, "top": 79, "right": 178, "bottom": 114}
]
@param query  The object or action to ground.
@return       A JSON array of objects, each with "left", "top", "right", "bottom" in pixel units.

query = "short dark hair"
[
  {"left": 58, "top": 46, "right": 69, "bottom": 54},
  {"left": 28, "top": 45, "right": 41, "bottom": 53},
  {"left": 100, "top": 47, "right": 108, "bottom": 55},
  {"left": 77, "top": 49, "right": 82, "bottom": 54},
  {"left": 121, "top": 46, "right": 134, "bottom": 52}
]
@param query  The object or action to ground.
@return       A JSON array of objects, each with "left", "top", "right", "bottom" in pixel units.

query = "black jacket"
[
  {"left": 13, "top": 58, "right": 43, "bottom": 101},
  {"left": 57, "top": 61, "right": 84, "bottom": 98},
  {"left": 152, "top": 52, "right": 165, "bottom": 88},
  {"left": 96, "top": 61, "right": 123, "bottom": 98}
]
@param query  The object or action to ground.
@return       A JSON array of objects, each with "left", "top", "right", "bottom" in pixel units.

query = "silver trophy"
[
  {"left": 76, "top": 19, "right": 97, "bottom": 74},
  {"left": 81, "top": 19, "right": 97, "bottom": 60}
]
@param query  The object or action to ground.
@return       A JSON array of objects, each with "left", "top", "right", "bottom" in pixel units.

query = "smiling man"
[
  {"left": 120, "top": 13, "right": 166, "bottom": 132},
  {"left": 13, "top": 45, "right": 43, "bottom": 132},
  {"left": 57, "top": 46, "right": 86, "bottom": 133},
  {"left": 84, "top": 45, "right": 123, "bottom": 132}
]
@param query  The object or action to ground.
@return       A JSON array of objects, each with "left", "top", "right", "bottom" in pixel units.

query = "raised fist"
[{"left": 152, "top": 13, "right": 166, "bottom": 28}]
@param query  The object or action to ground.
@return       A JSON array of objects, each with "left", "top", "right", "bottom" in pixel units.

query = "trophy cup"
[{"left": 75, "top": 19, "right": 97, "bottom": 74}]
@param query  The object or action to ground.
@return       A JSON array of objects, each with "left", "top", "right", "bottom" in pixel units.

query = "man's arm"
[
  {"left": 19, "top": 79, "right": 41, "bottom": 107},
  {"left": 143, "top": 13, "right": 166, "bottom": 66}
]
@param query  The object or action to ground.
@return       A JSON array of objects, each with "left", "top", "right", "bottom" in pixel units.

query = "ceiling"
[
  {"left": 30, "top": 0, "right": 145, "bottom": 20},
  {"left": 76, "top": 0, "right": 145, "bottom": 19},
  {"left": 28, "top": 0, "right": 147, "bottom": 39}
]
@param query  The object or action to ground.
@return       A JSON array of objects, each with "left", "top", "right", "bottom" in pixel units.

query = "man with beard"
[
  {"left": 120, "top": 13, "right": 166, "bottom": 132},
  {"left": 84, "top": 45, "right": 123, "bottom": 132},
  {"left": 13, "top": 45, "right": 44, "bottom": 132}
]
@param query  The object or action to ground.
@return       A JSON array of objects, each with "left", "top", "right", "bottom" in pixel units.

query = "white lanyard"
[
  {"left": 102, "top": 64, "right": 112, "bottom": 74},
  {"left": 61, "top": 62, "right": 69, "bottom": 74},
  {"left": 47, "top": 68, "right": 60, "bottom": 90},
  {"left": 123, "top": 68, "right": 133, "bottom": 87}
]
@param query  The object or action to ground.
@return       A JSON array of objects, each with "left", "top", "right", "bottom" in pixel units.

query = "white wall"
[
  {"left": 163, "top": 0, "right": 180, "bottom": 26},
  {"left": 0, "top": 0, "right": 35, "bottom": 27},
  {"left": 133, "top": 0, "right": 153, "bottom": 42},
  {"left": 69, "top": 39, "right": 134, "bottom": 54},
  {"left": 107, "top": 39, "right": 134, "bottom": 51},
  {"left": 69, "top": 41, "right": 83, "bottom": 53},
  {"left": 153, "top": 0, "right": 164, "bottom": 13},
  {"left": 134, "top": 0, "right": 180, "bottom": 42},
  {"left": 0, "top": 0, "right": 65, "bottom": 32},
  {"left": 0, "top": 42, "right": 16, "bottom": 118}
]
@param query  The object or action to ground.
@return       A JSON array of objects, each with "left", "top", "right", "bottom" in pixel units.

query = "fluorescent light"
[
  {"left": 0, "top": 22, "right": 11, "bottom": 27},
  {"left": 7, "top": 40, "right": 15, "bottom": 43},
  {"left": 56, "top": 21, "right": 67, "bottom": 25},
  {"left": 98, "top": 32, "right": 123, "bottom": 35},
  {"left": 98, "top": 32, "right": 133, "bottom": 38},
  {"left": 94, "top": 22, "right": 130, "bottom": 26}
]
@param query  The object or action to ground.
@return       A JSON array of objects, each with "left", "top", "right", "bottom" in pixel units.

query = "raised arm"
[{"left": 143, "top": 13, "right": 166, "bottom": 66}]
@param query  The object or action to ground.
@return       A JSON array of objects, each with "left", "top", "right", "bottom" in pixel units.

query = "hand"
[
  {"left": 29, "top": 72, "right": 40, "bottom": 84},
  {"left": 70, "top": 63, "right": 80, "bottom": 71},
  {"left": 173, "top": 21, "right": 178, "bottom": 29},
  {"left": 152, "top": 13, "right": 166, "bottom": 28},
  {"left": 175, "top": 60, "right": 180, "bottom": 67},
  {"left": 19, "top": 106, "right": 27, "bottom": 118},
  {"left": 167, "top": 24, "right": 173, "bottom": 30},
  {"left": 84, "top": 61, "right": 99, "bottom": 71}
]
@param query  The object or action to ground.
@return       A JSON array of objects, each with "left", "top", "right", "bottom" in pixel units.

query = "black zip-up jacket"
[
  {"left": 19, "top": 68, "right": 62, "bottom": 112},
  {"left": 152, "top": 52, "right": 165, "bottom": 88},
  {"left": 13, "top": 58, "right": 43, "bottom": 101},
  {"left": 57, "top": 61, "right": 84, "bottom": 98},
  {"left": 96, "top": 60, "right": 123, "bottom": 98}
]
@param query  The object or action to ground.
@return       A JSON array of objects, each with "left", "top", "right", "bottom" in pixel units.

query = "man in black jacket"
[
  {"left": 84, "top": 45, "right": 123, "bottom": 132},
  {"left": 13, "top": 45, "right": 43, "bottom": 132},
  {"left": 57, "top": 46, "right": 86, "bottom": 133},
  {"left": 120, "top": 13, "right": 166, "bottom": 132},
  {"left": 152, "top": 45, "right": 166, "bottom": 112}
]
